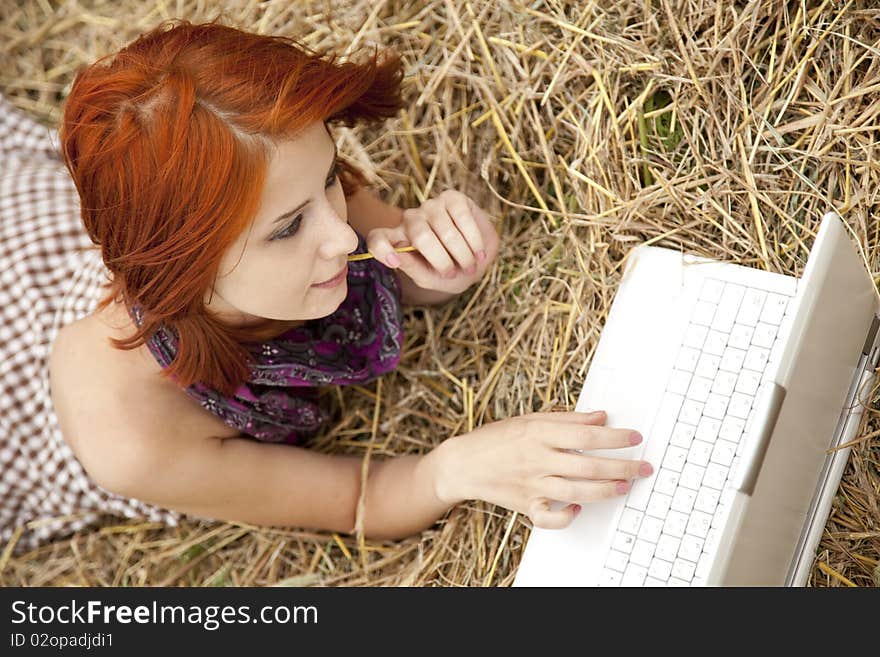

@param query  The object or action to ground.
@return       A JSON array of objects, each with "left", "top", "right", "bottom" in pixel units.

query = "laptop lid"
[{"left": 708, "top": 212, "right": 880, "bottom": 586}]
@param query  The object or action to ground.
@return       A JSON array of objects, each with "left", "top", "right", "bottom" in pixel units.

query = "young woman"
[{"left": 1, "top": 18, "right": 651, "bottom": 555}]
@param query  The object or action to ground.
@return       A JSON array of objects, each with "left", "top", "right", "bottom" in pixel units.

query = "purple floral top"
[{"left": 128, "top": 231, "right": 403, "bottom": 444}]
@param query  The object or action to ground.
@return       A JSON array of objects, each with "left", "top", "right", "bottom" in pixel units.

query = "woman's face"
[{"left": 204, "top": 120, "right": 360, "bottom": 328}]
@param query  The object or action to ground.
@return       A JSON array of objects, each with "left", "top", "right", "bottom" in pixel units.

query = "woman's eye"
[
  {"left": 273, "top": 215, "right": 301, "bottom": 240},
  {"left": 272, "top": 166, "right": 339, "bottom": 241}
]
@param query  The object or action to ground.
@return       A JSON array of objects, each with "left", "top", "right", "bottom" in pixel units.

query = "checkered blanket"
[{"left": 0, "top": 94, "right": 182, "bottom": 556}]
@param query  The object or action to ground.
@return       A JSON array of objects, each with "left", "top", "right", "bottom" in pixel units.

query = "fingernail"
[
  {"left": 572, "top": 504, "right": 581, "bottom": 514},
  {"left": 387, "top": 253, "right": 401, "bottom": 267},
  {"left": 616, "top": 481, "right": 631, "bottom": 494},
  {"left": 639, "top": 463, "right": 654, "bottom": 477},
  {"left": 629, "top": 431, "right": 642, "bottom": 445},
  {"left": 477, "top": 250, "right": 486, "bottom": 261},
  {"left": 445, "top": 268, "right": 457, "bottom": 278}
]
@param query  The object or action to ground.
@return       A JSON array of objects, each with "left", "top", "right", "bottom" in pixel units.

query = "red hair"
[{"left": 59, "top": 16, "right": 406, "bottom": 397}]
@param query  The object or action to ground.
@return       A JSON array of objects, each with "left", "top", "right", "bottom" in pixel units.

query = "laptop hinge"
[{"left": 862, "top": 314, "right": 879, "bottom": 361}]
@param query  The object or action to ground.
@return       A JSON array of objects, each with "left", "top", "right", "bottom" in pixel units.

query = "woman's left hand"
[{"left": 365, "top": 189, "right": 500, "bottom": 294}]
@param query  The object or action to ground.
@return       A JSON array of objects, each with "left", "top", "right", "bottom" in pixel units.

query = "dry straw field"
[{"left": 1, "top": 0, "right": 878, "bottom": 586}]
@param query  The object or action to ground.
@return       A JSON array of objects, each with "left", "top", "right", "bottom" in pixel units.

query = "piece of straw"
[{"left": 348, "top": 245, "right": 418, "bottom": 261}]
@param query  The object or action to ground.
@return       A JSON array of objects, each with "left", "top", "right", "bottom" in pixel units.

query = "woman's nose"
[{"left": 319, "top": 207, "right": 358, "bottom": 256}]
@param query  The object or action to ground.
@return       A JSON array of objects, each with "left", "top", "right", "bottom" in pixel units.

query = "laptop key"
[
  {"left": 678, "top": 463, "right": 705, "bottom": 491},
  {"left": 683, "top": 323, "right": 709, "bottom": 349},
  {"left": 662, "top": 445, "right": 689, "bottom": 472},
  {"left": 646, "top": 491, "right": 673, "bottom": 519},
  {"left": 630, "top": 539, "right": 656, "bottom": 568},
  {"left": 618, "top": 507, "right": 643, "bottom": 535},
  {"left": 712, "top": 505, "right": 729, "bottom": 530},
  {"left": 648, "top": 557, "right": 673, "bottom": 580},
  {"left": 672, "top": 557, "right": 696, "bottom": 581},
  {"left": 686, "top": 439, "right": 713, "bottom": 468},
  {"left": 728, "top": 323, "right": 754, "bottom": 350},
  {"left": 637, "top": 515, "right": 665, "bottom": 543},
  {"left": 675, "top": 345, "right": 700, "bottom": 372},
  {"left": 655, "top": 534, "right": 681, "bottom": 562},
  {"left": 702, "top": 463, "right": 729, "bottom": 489},
  {"left": 612, "top": 530, "right": 636, "bottom": 554},
  {"left": 759, "top": 293, "right": 789, "bottom": 325},
  {"left": 751, "top": 321, "right": 778, "bottom": 348},
  {"left": 695, "top": 353, "right": 720, "bottom": 380},
  {"left": 653, "top": 469, "right": 680, "bottom": 496},
  {"left": 670, "top": 422, "right": 696, "bottom": 449},
  {"left": 703, "top": 329, "right": 728, "bottom": 356},
  {"left": 710, "top": 439, "right": 737, "bottom": 467},
  {"left": 686, "top": 511, "right": 713, "bottom": 538},
  {"left": 663, "top": 510, "right": 690, "bottom": 538},
  {"left": 711, "top": 370, "right": 738, "bottom": 397},
  {"left": 678, "top": 534, "right": 704, "bottom": 562},
  {"left": 679, "top": 399, "right": 703, "bottom": 425},
  {"left": 736, "top": 288, "right": 767, "bottom": 327},
  {"left": 727, "top": 392, "right": 752, "bottom": 419},
  {"left": 705, "top": 528, "right": 720, "bottom": 552},
  {"left": 730, "top": 456, "right": 742, "bottom": 480},
  {"left": 599, "top": 569, "right": 622, "bottom": 586},
  {"left": 668, "top": 369, "right": 692, "bottom": 395},
  {"left": 719, "top": 415, "right": 745, "bottom": 442},
  {"left": 605, "top": 549, "right": 629, "bottom": 573},
  {"left": 671, "top": 487, "right": 697, "bottom": 514},
  {"left": 711, "top": 284, "right": 745, "bottom": 333},
  {"left": 696, "top": 553, "right": 713, "bottom": 579},
  {"left": 719, "top": 346, "right": 746, "bottom": 372},
  {"left": 743, "top": 345, "right": 770, "bottom": 371},
  {"left": 694, "top": 486, "right": 720, "bottom": 514},
  {"left": 701, "top": 396, "right": 728, "bottom": 422},
  {"left": 644, "top": 576, "right": 667, "bottom": 587},
  {"left": 735, "top": 369, "right": 762, "bottom": 396},
  {"left": 638, "top": 516, "right": 663, "bottom": 543},
  {"left": 686, "top": 374, "right": 713, "bottom": 402},
  {"left": 621, "top": 563, "right": 648, "bottom": 586}
]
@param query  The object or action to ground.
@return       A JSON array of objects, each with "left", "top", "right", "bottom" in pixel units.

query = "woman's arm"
[
  {"left": 102, "top": 431, "right": 457, "bottom": 541},
  {"left": 345, "top": 187, "right": 458, "bottom": 306}
]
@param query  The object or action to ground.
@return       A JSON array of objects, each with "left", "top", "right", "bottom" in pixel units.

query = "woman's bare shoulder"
[{"left": 49, "top": 301, "right": 241, "bottom": 460}]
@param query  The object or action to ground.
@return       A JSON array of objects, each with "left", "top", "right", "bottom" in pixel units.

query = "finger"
[
  {"left": 545, "top": 423, "right": 642, "bottom": 452},
  {"left": 544, "top": 450, "right": 653, "bottom": 481},
  {"left": 367, "top": 226, "right": 409, "bottom": 268},
  {"left": 407, "top": 214, "right": 458, "bottom": 276},
  {"left": 527, "top": 409, "right": 608, "bottom": 425},
  {"left": 465, "top": 196, "right": 500, "bottom": 260},
  {"left": 528, "top": 498, "right": 581, "bottom": 530},
  {"left": 541, "top": 476, "right": 634, "bottom": 505},
  {"left": 445, "top": 193, "right": 486, "bottom": 266},
  {"left": 430, "top": 209, "right": 475, "bottom": 275}
]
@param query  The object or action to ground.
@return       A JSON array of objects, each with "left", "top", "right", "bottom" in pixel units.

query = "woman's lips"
[{"left": 312, "top": 264, "right": 348, "bottom": 287}]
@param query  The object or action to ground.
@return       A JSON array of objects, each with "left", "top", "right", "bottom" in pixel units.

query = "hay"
[{"left": 1, "top": 0, "right": 878, "bottom": 587}]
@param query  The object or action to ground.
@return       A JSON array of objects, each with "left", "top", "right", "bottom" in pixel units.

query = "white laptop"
[{"left": 513, "top": 211, "right": 880, "bottom": 587}]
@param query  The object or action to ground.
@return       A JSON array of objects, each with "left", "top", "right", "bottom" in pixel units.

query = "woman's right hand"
[{"left": 433, "top": 409, "right": 654, "bottom": 529}]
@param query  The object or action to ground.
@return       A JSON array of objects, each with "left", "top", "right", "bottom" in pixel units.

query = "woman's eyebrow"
[{"left": 270, "top": 141, "right": 339, "bottom": 227}]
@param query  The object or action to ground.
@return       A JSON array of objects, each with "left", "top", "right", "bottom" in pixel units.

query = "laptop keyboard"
[{"left": 598, "top": 276, "right": 796, "bottom": 586}]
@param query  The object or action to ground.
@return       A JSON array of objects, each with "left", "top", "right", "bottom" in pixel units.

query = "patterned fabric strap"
[{"left": 129, "top": 231, "right": 404, "bottom": 444}]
